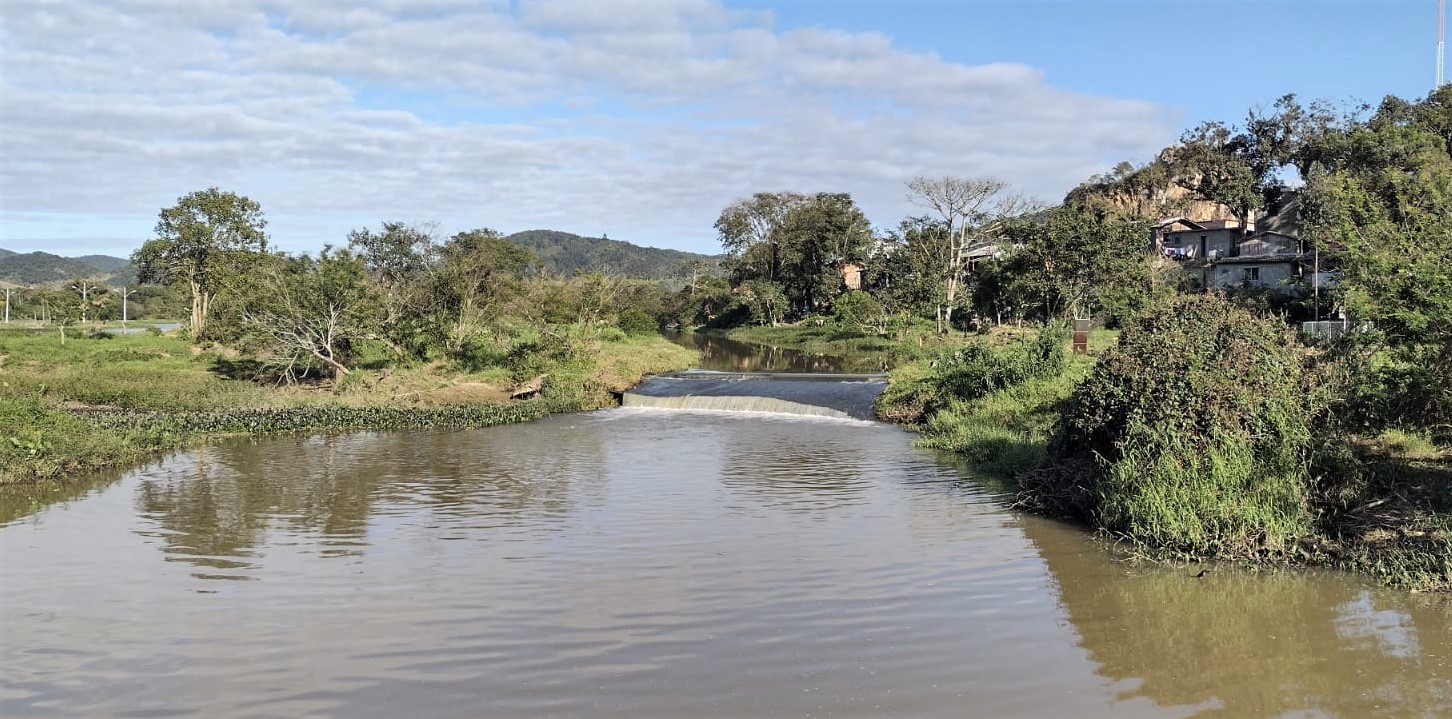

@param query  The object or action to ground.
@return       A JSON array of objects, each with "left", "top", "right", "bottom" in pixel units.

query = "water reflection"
[
  {"left": 1022, "top": 515, "right": 1452, "bottom": 717},
  {"left": 665, "top": 330, "right": 885, "bottom": 372},
  {"left": 129, "top": 428, "right": 605, "bottom": 579},
  {"left": 3, "top": 412, "right": 1451, "bottom": 718},
  {"left": 717, "top": 421, "right": 875, "bottom": 510}
]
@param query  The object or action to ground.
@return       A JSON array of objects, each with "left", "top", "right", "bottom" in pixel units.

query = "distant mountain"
[
  {"left": 0, "top": 250, "right": 137, "bottom": 287},
  {"left": 504, "top": 230, "right": 723, "bottom": 280}
]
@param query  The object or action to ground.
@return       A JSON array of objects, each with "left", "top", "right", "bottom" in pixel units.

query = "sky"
[{"left": 0, "top": 0, "right": 1441, "bottom": 257}]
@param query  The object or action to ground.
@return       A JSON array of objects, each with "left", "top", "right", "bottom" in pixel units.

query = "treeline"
[
  {"left": 118, "top": 197, "right": 696, "bottom": 386},
  {"left": 691, "top": 181, "right": 1152, "bottom": 338},
  {"left": 2, "top": 283, "right": 182, "bottom": 326},
  {"left": 769, "top": 86, "right": 1448, "bottom": 588}
]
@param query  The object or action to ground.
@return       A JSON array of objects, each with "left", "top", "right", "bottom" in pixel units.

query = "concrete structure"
[{"left": 1152, "top": 191, "right": 1312, "bottom": 294}]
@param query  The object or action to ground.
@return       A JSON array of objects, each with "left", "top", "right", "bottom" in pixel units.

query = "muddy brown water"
[{"left": 1, "top": 408, "right": 1449, "bottom": 718}]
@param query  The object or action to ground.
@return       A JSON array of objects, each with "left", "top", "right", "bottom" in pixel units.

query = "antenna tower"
[{"left": 1440, "top": 0, "right": 1447, "bottom": 87}]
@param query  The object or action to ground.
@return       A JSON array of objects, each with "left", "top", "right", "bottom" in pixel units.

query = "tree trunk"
[{"left": 311, "top": 349, "right": 350, "bottom": 383}]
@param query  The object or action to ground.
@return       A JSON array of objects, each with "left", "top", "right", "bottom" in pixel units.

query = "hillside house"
[
  {"left": 1152, "top": 218, "right": 1247, "bottom": 260},
  {"left": 1203, "top": 231, "right": 1303, "bottom": 290}
]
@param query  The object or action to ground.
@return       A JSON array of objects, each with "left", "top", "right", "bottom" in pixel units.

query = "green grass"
[
  {"left": 0, "top": 326, "right": 697, "bottom": 486},
  {"left": 916, "top": 352, "right": 1094, "bottom": 475}
]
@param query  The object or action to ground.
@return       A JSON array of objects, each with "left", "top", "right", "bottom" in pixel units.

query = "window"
[{"left": 1243, "top": 267, "right": 1260, "bottom": 282}]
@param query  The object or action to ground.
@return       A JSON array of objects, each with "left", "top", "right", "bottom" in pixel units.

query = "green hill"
[
  {"left": 504, "top": 230, "right": 722, "bottom": 279},
  {"left": 0, "top": 250, "right": 136, "bottom": 287}
]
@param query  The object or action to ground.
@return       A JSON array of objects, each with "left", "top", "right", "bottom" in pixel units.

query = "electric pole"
[{"left": 122, "top": 286, "right": 138, "bottom": 326}]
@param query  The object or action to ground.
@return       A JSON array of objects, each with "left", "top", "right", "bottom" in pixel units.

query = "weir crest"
[{"left": 623, "top": 371, "right": 888, "bottom": 420}]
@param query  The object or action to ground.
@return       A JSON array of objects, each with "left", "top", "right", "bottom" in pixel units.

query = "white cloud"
[{"left": 0, "top": 0, "right": 1175, "bottom": 255}]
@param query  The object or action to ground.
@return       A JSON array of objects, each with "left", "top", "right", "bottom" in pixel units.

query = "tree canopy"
[{"left": 133, "top": 187, "right": 268, "bottom": 338}]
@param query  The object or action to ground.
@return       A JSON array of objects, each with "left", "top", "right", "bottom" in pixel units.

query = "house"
[
  {"left": 958, "top": 241, "right": 1003, "bottom": 274},
  {"left": 1202, "top": 231, "right": 1303, "bottom": 290},
  {"left": 839, "top": 262, "right": 863, "bottom": 291},
  {"left": 1151, "top": 193, "right": 1313, "bottom": 294},
  {"left": 1152, "top": 217, "right": 1248, "bottom": 261}
]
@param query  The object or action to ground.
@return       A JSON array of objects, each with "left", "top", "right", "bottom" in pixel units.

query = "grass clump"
[
  {"left": 917, "top": 356, "right": 1093, "bottom": 475},
  {"left": 876, "top": 326, "right": 1068, "bottom": 424},
  {"left": 1026, "top": 295, "right": 1314, "bottom": 559}
]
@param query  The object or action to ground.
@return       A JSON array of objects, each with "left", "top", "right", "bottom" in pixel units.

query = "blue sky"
[{"left": 0, "top": 0, "right": 1442, "bottom": 258}]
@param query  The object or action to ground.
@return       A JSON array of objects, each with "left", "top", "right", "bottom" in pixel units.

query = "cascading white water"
[
  {"left": 621, "top": 393, "right": 855, "bottom": 419},
  {"left": 624, "top": 372, "right": 887, "bottom": 420}
]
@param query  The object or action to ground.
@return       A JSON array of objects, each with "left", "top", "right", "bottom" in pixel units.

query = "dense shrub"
[
  {"left": 1029, "top": 295, "right": 1313, "bottom": 557},
  {"left": 616, "top": 308, "right": 658, "bottom": 336},
  {"left": 876, "top": 326, "right": 1067, "bottom": 423},
  {"left": 831, "top": 291, "right": 885, "bottom": 331}
]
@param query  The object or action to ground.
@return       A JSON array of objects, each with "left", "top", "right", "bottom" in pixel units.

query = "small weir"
[{"left": 623, "top": 371, "right": 888, "bottom": 420}]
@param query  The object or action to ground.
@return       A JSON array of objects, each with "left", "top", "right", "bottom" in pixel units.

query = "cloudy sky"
[{"left": 0, "top": 0, "right": 1437, "bottom": 256}]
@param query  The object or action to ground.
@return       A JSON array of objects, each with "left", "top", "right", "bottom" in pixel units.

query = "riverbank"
[
  {"left": 0, "top": 327, "right": 697, "bottom": 485},
  {"left": 867, "top": 321, "right": 1450, "bottom": 593}
]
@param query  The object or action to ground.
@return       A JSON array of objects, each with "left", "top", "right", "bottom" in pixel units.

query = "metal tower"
[{"left": 1440, "top": 0, "right": 1447, "bottom": 87}]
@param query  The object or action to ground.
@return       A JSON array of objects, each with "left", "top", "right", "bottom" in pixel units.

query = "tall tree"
[
  {"left": 905, "top": 176, "right": 1011, "bottom": 332},
  {"left": 133, "top": 187, "right": 268, "bottom": 339},
  {"left": 428, "top": 229, "right": 536, "bottom": 351},
  {"left": 715, "top": 192, "right": 806, "bottom": 283},
  {"left": 1172, "top": 122, "right": 1263, "bottom": 233},
  {"left": 776, "top": 192, "right": 874, "bottom": 315},
  {"left": 347, "top": 221, "right": 435, "bottom": 291},
  {"left": 997, "top": 205, "right": 1151, "bottom": 322}
]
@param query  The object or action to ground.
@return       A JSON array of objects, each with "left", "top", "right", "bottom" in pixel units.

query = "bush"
[
  {"left": 877, "top": 326, "right": 1067, "bottom": 423},
  {"left": 616, "top": 308, "right": 658, "bottom": 336},
  {"left": 1029, "top": 294, "right": 1313, "bottom": 557},
  {"left": 832, "top": 291, "right": 885, "bottom": 331}
]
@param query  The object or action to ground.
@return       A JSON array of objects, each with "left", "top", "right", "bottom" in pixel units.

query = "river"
[{"left": 1, "top": 341, "right": 1449, "bottom": 717}]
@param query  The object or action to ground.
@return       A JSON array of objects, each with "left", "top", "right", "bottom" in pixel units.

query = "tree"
[
  {"left": 875, "top": 217, "right": 949, "bottom": 317},
  {"left": 775, "top": 192, "right": 874, "bottom": 316},
  {"left": 347, "top": 221, "right": 435, "bottom": 290},
  {"left": 427, "top": 228, "right": 536, "bottom": 352},
  {"left": 905, "top": 176, "right": 1011, "bottom": 332},
  {"left": 1299, "top": 92, "right": 1452, "bottom": 437},
  {"left": 1172, "top": 122, "right": 1263, "bottom": 233},
  {"left": 715, "top": 192, "right": 806, "bottom": 284},
  {"left": 738, "top": 280, "right": 788, "bottom": 326},
  {"left": 133, "top": 187, "right": 268, "bottom": 339},
  {"left": 997, "top": 205, "right": 1151, "bottom": 322},
  {"left": 240, "top": 248, "right": 383, "bottom": 383}
]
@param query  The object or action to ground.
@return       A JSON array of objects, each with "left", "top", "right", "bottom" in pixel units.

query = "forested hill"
[
  {"left": 0, "top": 250, "right": 137, "bottom": 287},
  {"left": 505, "top": 230, "right": 722, "bottom": 279}
]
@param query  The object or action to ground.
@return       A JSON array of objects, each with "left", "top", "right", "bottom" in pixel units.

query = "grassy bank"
[
  {"left": 874, "top": 318, "right": 1450, "bottom": 593},
  {"left": 0, "top": 327, "right": 696, "bottom": 485}
]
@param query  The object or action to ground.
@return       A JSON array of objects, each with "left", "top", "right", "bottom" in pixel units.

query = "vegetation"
[
  {"left": 8, "top": 85, "right": 1452, "bottom": 592},
  {"left": 504, "top": 229, "right": 722, "bottom": 281},
  {"left": 1031, "top": 296, "right": 1315, "bottom": 558},
  {"left": 0, "top": 327, "right": 695, "bottom": 485},
  {"left": 0, "top": 251, "right": 135, "bottom": 286}
]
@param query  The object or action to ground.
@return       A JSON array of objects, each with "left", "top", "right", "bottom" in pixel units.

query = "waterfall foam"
[{"left": 623, "top": 372, "right": 887, "bottom": 420}]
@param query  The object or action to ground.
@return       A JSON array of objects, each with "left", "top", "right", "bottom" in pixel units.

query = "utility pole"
[
  {"left": 70, "top": 280, "right": 96, "bottom": 323},
  {"left": 121, "top": 286, "right": 138, "bottom": 326}
]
